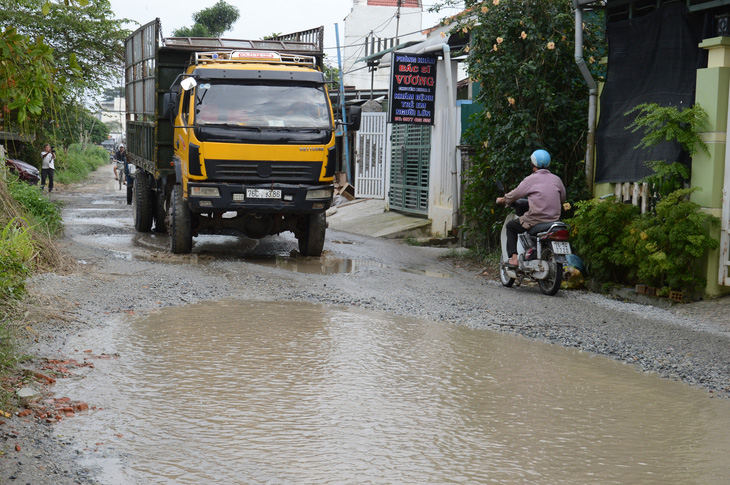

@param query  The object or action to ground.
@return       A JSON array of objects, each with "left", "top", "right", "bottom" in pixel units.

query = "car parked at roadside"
[{"left": 5, "top": 158, "right": 40, "bottom": 185}]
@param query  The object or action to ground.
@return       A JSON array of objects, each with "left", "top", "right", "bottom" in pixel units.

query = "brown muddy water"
[{"left": 56, "top": 301, "right": 730, "bottom": 484}]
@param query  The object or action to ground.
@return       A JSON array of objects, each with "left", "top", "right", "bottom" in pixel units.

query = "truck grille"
[{"left": 205, "top": 159, "right": 321, "bottom": 183}]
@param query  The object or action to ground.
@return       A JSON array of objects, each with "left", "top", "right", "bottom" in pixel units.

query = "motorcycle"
[{"left": 496, "top": 182, "right": 572, "bottom": 296}]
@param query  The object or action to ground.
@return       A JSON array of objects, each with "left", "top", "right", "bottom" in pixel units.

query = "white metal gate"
[{"left": 354, "top": 112, "right": 388, "bottom": 199}]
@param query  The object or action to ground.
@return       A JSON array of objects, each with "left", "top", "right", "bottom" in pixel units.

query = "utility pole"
[{"left": 395, "top": 0, "right": 402, "bottom": 44}]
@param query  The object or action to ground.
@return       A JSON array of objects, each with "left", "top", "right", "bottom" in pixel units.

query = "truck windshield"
[{"left": 194, "top": 83, "right": 332, "bottom": 130}]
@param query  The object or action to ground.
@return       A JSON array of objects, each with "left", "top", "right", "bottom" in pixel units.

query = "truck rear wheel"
[
  {"left": 298, "top": 212, "right": 326, "bottom": 257},
  {"left": 133, "top": 170, "right": 153, "bottom": 232},
  {"left": 169, "top": 184, "right": 192, "bottom": 254}
]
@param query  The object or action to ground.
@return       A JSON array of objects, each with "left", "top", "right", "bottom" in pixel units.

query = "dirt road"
[{"left": 2, "top": 166, "right": 730, "bottom": 483}]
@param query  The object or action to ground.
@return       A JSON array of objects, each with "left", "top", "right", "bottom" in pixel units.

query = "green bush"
[
  {"left": 568, "top": 196, "right": 640, "bottom": 282},
  {"left": 624, "top": 188, "right": 719, "bottom": 297},
  {"left": 569, "top": 189, "right": 719, "bottom": 298}
]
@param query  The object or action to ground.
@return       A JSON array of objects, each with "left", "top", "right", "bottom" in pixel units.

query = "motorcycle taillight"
[{"left": 545, "top": 229, "right": 570, "bottom": 241}]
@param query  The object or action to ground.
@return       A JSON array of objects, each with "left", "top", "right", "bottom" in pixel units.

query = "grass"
[
  {"left": 0, "top": 145, "right": 97, "bottom": 411},
  {"left": 403, "top": 235, "right": 423, "bottom": 246},
  {"left": 54, "top": 143, "right": 109, "bottom": 185}
]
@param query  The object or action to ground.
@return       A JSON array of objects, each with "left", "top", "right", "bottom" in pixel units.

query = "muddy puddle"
[
  {"left": 54, "top": 301, "right": 730, "bottom": 484},
  {"left": 73, "top": 230, "right": 384, "bottom": 274}
]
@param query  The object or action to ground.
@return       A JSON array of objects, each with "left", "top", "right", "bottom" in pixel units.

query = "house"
[
  {"left": 343, "top": 0, "right": 425, "bottom": 96},
  {"left": 343, "top": 2, "right": 471, "bottom": 238},
  {"left": 576, "top": 0, "right": 730, "bottom": 297},
  {"left": 96, "top": 96, "right": 126, "bottom": 146}
]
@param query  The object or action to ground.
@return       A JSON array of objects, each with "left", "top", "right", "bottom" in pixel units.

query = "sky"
[{"left": 107, "top": 0, "right": 463, "bottom": 58}]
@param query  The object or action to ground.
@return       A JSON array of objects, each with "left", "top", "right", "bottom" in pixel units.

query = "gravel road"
[{"left": 2, "top": 166, "right": 729, "bottom": 483}]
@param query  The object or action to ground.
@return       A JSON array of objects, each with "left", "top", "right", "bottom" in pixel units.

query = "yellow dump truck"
[{"left": 124, "top": 19, "right": 359, "bottom": 255}]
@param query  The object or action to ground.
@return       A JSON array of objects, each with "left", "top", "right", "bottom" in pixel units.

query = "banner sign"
[{"left": 388, "top": 52, "right": 437, "bottom": 125}]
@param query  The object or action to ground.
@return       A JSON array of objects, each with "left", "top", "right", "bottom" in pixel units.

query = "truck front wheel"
[
  {"left": 133, "top": 170, "right": 153, "bottom": 232},
  {"left": 297, "top": 212, "right": 326, "bottom": 257},
  {"left": 169, "top": 184, "right": 193, "bottom": 254}
]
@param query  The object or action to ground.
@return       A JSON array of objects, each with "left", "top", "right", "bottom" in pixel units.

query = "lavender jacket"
[{"left": 504, "top": 169, "right": 566, "bottom": 228}]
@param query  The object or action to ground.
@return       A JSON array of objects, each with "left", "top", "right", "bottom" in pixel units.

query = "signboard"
[{"left": 388, "top": 52, "right": 437, "bottom": 125}]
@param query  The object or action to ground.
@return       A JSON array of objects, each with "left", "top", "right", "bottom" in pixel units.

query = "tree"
[
  {"left": 0, "top": 0, "right": 127, "bottom": 151},
  {"left": 434, "top": 0, "right": 605, "bottom": 249},
  {"left": 172, "top": 1, "right": 239, "bottom": 38},
  {"left": 0, "top": 26, "right": 59, "bottom": 127},
  {"left": 0, "top": 0, "right": 129, "bottom": 95}
]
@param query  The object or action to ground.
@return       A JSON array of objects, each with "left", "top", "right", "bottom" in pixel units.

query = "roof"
[
  {"left": 366, "top": 0, "right": 420, "bottom": 6},
  {"left": 356, "top": 22, "right": 470, "bottom": 65}
]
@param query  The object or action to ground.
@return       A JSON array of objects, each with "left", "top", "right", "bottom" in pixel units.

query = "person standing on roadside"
[{"left": 40, "top": 143, "right": 56, "bottom": 192}]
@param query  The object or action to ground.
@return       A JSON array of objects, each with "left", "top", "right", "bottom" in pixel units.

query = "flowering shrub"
[{"left": 438, "top": 0, "right": 605, "bottom": 248}]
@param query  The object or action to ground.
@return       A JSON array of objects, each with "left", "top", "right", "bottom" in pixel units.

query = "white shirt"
[{"left": 41, "top": 150, "right": 55, "bottom": 170}]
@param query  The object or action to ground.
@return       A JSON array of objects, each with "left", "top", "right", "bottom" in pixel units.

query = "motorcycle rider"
[{"left": 496, "top": 149, "right": 566, "bottom": 268}]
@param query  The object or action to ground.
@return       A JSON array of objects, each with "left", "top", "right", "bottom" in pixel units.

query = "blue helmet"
[{"left": 530, "top": 149, "right": 551, "bottom": 168}]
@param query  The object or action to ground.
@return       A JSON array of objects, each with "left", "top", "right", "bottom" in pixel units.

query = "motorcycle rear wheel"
[
  {"left": 538, "top": 247, "right": 562, "bottom": 296},
  {"left": 499, "top": 256, "right": 515, "bottom": 287}
]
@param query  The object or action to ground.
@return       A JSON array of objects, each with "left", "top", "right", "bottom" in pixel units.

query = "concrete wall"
[
  {"left": 428, "top": 61, "right": 459, "bottom": 237},
  {"left": 694, "top": 37, "right": 730, "bottom": 297}
]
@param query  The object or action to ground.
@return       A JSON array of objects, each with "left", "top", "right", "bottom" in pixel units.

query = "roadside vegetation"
[
  {"left": 568, "top": 103, "right": 718, "bottom": 299},
  {"left": 0, "top": 165, "right": 62, "bottom": 409},
  {"left": 430, "top": 1, "right": 719, "bottom": 298},
  {"left": 0, "top": 143, "right": 106, "bottom": 410},
  {"left": 433, "top": 0, "right": 606, "bottom": 251}
]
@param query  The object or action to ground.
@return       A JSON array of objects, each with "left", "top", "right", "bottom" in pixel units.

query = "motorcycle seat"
[{"left": 528, "top": 221, "right": 566, "bottom": 236}]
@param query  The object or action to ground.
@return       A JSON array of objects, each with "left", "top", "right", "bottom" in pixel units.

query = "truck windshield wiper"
[
  {"left": 261, "top": 126, "right": 330, "bottom": 133},
  {"left": 199, "top": 123, "right": 263, "bottom": 131}
]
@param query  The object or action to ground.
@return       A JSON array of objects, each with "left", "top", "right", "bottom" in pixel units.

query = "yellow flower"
[
  {"left": 493, "top": 44, "right": 498, "bottom": 51},
  {"left": 589, "top": 56, "right": 595, "bottom": 63},
  {"left": 640, "top": 231, "right": 648, "bottom": 241},
  {"left": 486, "top": 112, "right": 492, "bottom": 119},
  {"left": 507, "top": 97, "right": 515, "bottom": 106},
  {"left": 563, "top": 202, "right": 571, "bottom": 211},
  {"left": 462, "top": 27, "right": 469, "bottom": 33},
  {"left": 493, "top": 0, "right": 500, "bottom": 5},
  {"left": 496, "top": 37, "right": 503, "bottom": 44},
  {"left": 481, "top": 6, "right": 489, "bottom": 13},
  {"left": 483, "top": 140, "right": 489, "bottom": 148},
  {"left": 520, "top": 31, "right": 527, "bottom": 40},
  {"left": 562, "top": 35, "right": 567, "bottom": 41},
  {"left": 464, "top": 45, "right": 470, "bottom": 53},
  {"left": 547, "top": 41, "right": 555, "bottom": 50}
]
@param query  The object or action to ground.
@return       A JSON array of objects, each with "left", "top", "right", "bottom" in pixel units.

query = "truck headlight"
[
  {"left": 306, "top": 187, "right": 333, "bottom": 200},
  {"left": 190, "top": 187, "right": 220, "bottom": 197}
]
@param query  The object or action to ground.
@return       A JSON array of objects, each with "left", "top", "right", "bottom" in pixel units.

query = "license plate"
[
  {"left": 552, "top": 241, "right": 572, "bottom": 255},
  {"left": 246, "top": 189, "right": 282, "bottom": 199}
]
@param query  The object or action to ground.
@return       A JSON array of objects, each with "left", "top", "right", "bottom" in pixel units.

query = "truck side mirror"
[
  {"left": 162, "top": 92, "right": 178, "bottom": 121},
  {"left": 180, "top": 77, "right": 197, "bottom": 91},
  {"left": 348, "top": 105, "right": 362, "bottom": 131}
]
